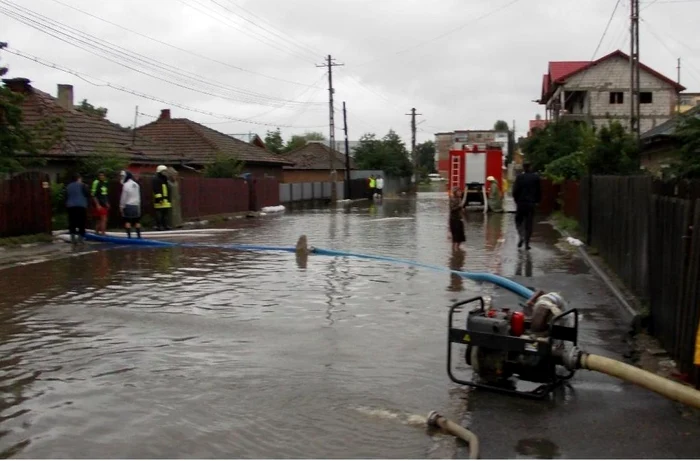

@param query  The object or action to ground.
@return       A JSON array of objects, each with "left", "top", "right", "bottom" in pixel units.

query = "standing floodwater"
[{"left": 0, "top": 193, "right": 698, "bottom": 458}]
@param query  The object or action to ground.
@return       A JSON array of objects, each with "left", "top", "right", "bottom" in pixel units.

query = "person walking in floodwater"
[
  {"left": 91, "top": 170, "right": 110, "bottom": 235},
  {"left": 119, "top": 170, "right": 142, "bottom": 239},
  {"left": 65, "top": 172, "right": 90, "bottom": 245},
  {"left": 512, "top": 162, "right": 541, "bottom": 250},
  {"left": 449, "top": 187, "right": 467, "bottom": 251},
  {"left": 486, "top": 176, "right": 503, "bottom": 213}
]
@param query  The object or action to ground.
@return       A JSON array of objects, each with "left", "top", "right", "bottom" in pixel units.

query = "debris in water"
[
  {"left": 566, "top": 236, "right": 583, "bottom": 247},
  {"left": 261, "top": 205, "right": 286, "bottom": 213}
]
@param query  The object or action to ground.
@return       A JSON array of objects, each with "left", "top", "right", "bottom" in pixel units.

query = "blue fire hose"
[{"left": 83, "top": 233, "right": 535, "bottom": 299}]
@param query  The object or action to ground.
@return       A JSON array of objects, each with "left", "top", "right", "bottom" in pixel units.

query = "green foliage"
[
  {"left": 354, "top": 130, "right": 413, "bottom": 178},
  {"left": 0, "top": 233, "right": 54, "bottom": 247},
  {"left": 203, "top": 152, "right": 244, "bottom": 178},
  {"left": 264, "top": 128, "right": 284, "bottom": 154},
  {"left": 51, "top": 181, "right": 66, "bottom": 213},
  {"left": 416, "top": 140, "right": 436, "bottom": 173},
  {"left": 494, "top": 120, "right": 509, "bottom": 131},
  {"left": 0, "top": 45, "right": 65, "bottom": 175},
  {"left": 551, "top": 211, "right": 580, "bottom": 236},
  {"left": 76, "top": 99, "right": 108, "bottom": 119},
  {"left": 523, "top": 120, "right": 639, "bottom": 182},
  {"left": 668, "top": 111, "right": 700, "bottom": 179},
  {"left": 76, "top": 144, "right": 129, "bottom": 180},
  {"left": 283, "top": 131, "right": 326, "bottom": 152}
]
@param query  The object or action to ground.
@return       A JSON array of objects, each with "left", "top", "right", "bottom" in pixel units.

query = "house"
[
  {"left": 434, "top": 131, "right": 454, "bottom": 177},
  {"left": 679, "top": 93, "right": 700, "bottom": 113},
  {"left": 537, "top": 50, "right": 686, "bottom": 134},
  {"left": 135, "top": 109, "right": 293, "bottom": 179},
  {"left": 639, "top": 104, "right": 700, "bottom": 175},
  {"left": 321, "top": 139, "right": 362, "bottom": 158},
  {"left": 3, "top": 78, "right": 184, "bottom": 181},
  {"left": 281, "top": 141, "right": 356, "bottom": 183},
  {"left": 528, "top": 116, "right": 548, "bottom": 136}
]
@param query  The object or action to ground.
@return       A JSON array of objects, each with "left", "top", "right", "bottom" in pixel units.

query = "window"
[
  {"left": 640, "top": 92, "right": 653, "bottom": 104},
  {"left": 609, "top": 92, "right": 624, "bottom": 104}
]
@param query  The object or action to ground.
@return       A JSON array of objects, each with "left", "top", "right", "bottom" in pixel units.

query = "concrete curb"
[{"left": 551, "top": 222, "right": 640, "bottom": 323}]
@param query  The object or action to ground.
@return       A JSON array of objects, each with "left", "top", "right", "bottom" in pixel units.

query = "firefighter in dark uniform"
[{"left": 152, "top": 165, "right": 172, "bottom": 230}]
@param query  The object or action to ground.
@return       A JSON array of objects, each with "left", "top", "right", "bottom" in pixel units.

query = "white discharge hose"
[
  {"left": 577, "top": 352, "right": 700, "bottom": 409},
  {"left": 427, "top": 411, "right": 479, "bottom": 459}
]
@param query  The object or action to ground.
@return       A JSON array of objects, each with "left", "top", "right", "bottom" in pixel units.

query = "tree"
[
  {"left": 203, "top": 152, "right": 244, "bottom": 178},
  {"left": 494, "top": 120, "right": 509, "bottom": 131},
  {"left": 669, "top": 112, "right": 700, "bottom": 178},
  {"left": 416, "top": 140, "right": 436, "bottom": 173},
  {"left": 0, "top": 43, "right": 64, "bottom": 175},
  {"left": 283, "top": 131, "right": 326, "bottom": 152},
  {"left": 76, "top": 143, "right": 129, "bottom": 180},
  {"left": 354, "top": 130, "right": 413, "bottom": 178},
  {"left": 520, "top": 121, "right": 593, "bottom": 173},
  {"left": 264, "top": 128, "right": 284, "bottom": 154},
  {"left": 76, "top": 99, "right": 108, "bottom": 119}
]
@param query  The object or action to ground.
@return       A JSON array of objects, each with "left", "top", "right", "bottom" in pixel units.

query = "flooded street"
[{"left": 1, "top": 192, "right": 699, "bottom": 458}]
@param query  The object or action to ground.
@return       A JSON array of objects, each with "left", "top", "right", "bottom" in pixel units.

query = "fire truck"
[{"left": 447, "top": 143, "right": 503, "bottom": 206}]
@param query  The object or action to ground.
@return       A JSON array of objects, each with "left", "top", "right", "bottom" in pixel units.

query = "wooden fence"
[
  {"left": 0, "top": 172, "right": 52, "bottom": 238},
  {"left": 561, "top": 175, "right": 700, "bottom": 386},
  {"left": 180, "top": 177, "right": 250, "bottom": 219}
]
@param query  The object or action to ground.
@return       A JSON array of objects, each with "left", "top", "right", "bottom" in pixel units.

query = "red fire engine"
[{"left": 448, "top": 143, "right": 503, "bottom": 206}]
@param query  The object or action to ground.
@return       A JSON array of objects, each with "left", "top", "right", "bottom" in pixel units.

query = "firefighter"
[
  {"left": 91, "top": 170, "right": 109, "bottom": 235},
  {"left": 486, "top": 176, "right": 503, "bottom": 213},
  {"left": 152, "top": 165, "right": 172, "bottom": 231}
]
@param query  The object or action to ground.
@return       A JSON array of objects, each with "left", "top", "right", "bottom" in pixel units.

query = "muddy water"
[{"left": 0, "top": 193, "right": 581, "bottom": 458}]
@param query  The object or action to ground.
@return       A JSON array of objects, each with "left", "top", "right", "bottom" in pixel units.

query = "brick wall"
[
  {"left": 560, "top": 55, "right": 678, "bottom": 133},
  {"left": 435, "top": 133, "right": 454, "bottom": 165}
]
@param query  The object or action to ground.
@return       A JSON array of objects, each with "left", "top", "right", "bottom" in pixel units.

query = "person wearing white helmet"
[
  {"left": 486, "top": 175, "right": 503, "bottom": 213},
  {"left": 152, "top": 165, "right": 172, "bottom": 230}
]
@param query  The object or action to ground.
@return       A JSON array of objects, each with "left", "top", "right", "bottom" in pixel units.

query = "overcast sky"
[{"left": 2, "top": 0, "right": 699, "bottom": 146}]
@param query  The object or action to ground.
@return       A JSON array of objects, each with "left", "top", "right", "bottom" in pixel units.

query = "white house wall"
[{"left": 559, "top": 55, "right": 677, "bottom": 133}]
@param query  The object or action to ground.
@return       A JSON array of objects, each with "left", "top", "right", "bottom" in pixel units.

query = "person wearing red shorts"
[{"left": 91, "top": 171, "right": 110, "bottom": 235}]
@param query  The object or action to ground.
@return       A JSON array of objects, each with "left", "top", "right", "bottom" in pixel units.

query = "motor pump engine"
[{"left": 448, "top": 292, "right": 579, "bottom": 399}]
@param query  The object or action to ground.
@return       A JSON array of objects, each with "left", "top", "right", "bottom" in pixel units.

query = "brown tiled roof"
[
  {"left": 282, "top": 141, "right": 356, "bottom": 170},
  {"left": 135, "top": 116, "right": 293, "bottom": 166},
  {"left": 3, "top": 79, "right": 183, "bottom": 165}
]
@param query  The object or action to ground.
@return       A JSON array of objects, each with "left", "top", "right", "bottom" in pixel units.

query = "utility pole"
[
  {"left": 406, "top": 107, "right": 422, "bottom": 182},
  {"left": 630, "top": 0, "right": 641, "bottom": 140},
  {"left": 316, "top": 55, "right": 344, "bottom": 201},
  {"left": 343, "top": 101, "right": 351, "bottom": 200},
  {"left": 677, "top": 57, "right": 682, "bottom": 114},
  {"left": 132, "top": 105, "right": 139, "bottom": 145}
]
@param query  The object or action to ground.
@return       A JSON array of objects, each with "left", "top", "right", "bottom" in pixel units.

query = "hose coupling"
[
  {"left": 426, "top": 411, "right": 443, "bottom": 428},
  {"left": 561, "top": 346, "right": 584, "bottom": 371}
]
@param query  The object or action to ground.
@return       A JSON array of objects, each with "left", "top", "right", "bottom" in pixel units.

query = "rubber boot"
[
  {"left": 70, "top": 234, "right": 77, "bottom": 245},
  {"left": 136, "top": 227, "right": 142, "bottom": 239},
  {"left": 126, "top": 228, "right": 132, "bottom": 239}
]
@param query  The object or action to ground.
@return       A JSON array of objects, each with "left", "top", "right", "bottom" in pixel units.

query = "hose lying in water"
[
  {"left": 427, "top": 411, "right": 479, "bottom": 459},
  {"left": 81, "top": 233, "right": 535, "bottom": 300},
  {"left": 573, "top": 351, "right": 700, "bottom": 410}
]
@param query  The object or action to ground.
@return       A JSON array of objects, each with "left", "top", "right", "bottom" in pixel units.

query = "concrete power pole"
[
  {"left": 316, "top": 55, "right": 344, "bottom": 201},
  {"left": 343, "top": 101, "right": 351, "bottom": 200},
  {"left": 630, "top": 0, "right": 641, "bottom": 140},
  {"left": 677, "top": 57, "right": 681, "bottom": 114},
  {"left": 406, "top": 107, "right": 422, "bottom": 183}
]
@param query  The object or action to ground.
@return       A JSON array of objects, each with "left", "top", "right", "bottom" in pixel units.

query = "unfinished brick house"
[
  {"left": 281, "top": 141, "right": 356, "bottom": 183},
  {"left": 3, "top": 78, "right": 184, "bottom": 181},
  {"left": 538, "top": 50, "right": 686, "bottom": 134},
  {"left": 135, "top": 109, "right": 293, "bottom": 179}
]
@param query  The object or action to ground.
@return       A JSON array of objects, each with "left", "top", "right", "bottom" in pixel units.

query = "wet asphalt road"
[{"left": 0, "top": 191, "right": 699, "bottom": 458}]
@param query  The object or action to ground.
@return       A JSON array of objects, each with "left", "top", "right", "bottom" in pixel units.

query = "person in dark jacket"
[
  {"left": 152, "top": 165, "right": 172, "bottom": 231},
  {"left": 512, "top": 162, "right": 541, "bottom": 250},
  {"left": 65, "top": 173, "right": 90, "bottom": 245}
]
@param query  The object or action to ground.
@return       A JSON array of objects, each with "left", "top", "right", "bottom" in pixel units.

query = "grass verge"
[{"left": 0, "top": 233, "right": 55, "bottom": 247}]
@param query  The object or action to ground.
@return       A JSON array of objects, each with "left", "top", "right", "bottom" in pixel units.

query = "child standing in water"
[{"left": 449, "top": 188, "right": 467, "bottom": 251}]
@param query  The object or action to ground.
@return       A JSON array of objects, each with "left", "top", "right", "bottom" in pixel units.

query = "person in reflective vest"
[
  {"left": 368, "top": 175, "right": 376, "bottom": 198},
  {"left": 91, "top": 171, "right": 109, "bottom": 235},
  {"left": 152, "top": 165, "right": 172, "bottom": 231}
]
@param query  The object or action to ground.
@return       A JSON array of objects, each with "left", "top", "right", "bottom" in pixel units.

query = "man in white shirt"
[
  {"left": 375, "top": 175, "right": 384, "bottom": 198},
  {"left": 119, "top": 170, "right": 142, "bottom": 239}
]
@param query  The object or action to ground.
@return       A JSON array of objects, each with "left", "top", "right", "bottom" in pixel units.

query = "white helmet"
[{"left": 156, "top": 165, "right": 167, "bottom": 173}]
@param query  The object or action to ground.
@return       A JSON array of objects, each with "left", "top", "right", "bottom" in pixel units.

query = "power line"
[
  {"left": 0, "top": 1, "right": 324, "bottom": 109},
  {"left": 48, "top": 0, "right": 321, "bottom": 89},
  {"left": 1, "top": 46, "right": 328, "bottom": 129},
  {"left": 592, "top": 0, "right": 622, "bottom": 60}
]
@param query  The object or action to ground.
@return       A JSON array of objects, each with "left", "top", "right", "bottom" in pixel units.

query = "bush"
[
  {"left": 203, "top": 152, "right": 244, "bottom": 178},
  {"left": 544, "top": 151, "right": 587, "bottom": 184}
]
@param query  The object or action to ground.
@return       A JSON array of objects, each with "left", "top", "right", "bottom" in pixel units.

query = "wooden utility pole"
[
  {"left": 316, "top": 55, "right": 344, "bottom": 201},
  {"left": 630, "top": 0, "right": 641, "bottom": 140},
  {"left": 132, "top": 105, "right": 138, "bottom": 145},
  {"left": 677, "top": 57, "right": 682, "bottom": 114},
  {"left": 343, "top": 101, "right": 351, "bottom": 200},
  {"left": 406, "top": 107, "right": 422, "bottom": 180}
]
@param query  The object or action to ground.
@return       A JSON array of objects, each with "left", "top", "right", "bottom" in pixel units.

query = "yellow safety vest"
[{"left": 369, "top": 178, "right": 376, "bottom": 188}]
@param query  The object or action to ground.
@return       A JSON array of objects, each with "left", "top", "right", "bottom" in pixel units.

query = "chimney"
[
  {"left": 2, "top": 77, "right": 31, "bottom": 93},
  {"left": 159, "top": 109, "right": 171, "bottom": 120},
  {"left": 57, "top": 84, "right": 74, "bottom": 110}
]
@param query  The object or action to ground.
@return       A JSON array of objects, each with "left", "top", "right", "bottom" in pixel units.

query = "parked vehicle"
[{"left": 447, "top": 143, "right": 503, "bottom": 207}]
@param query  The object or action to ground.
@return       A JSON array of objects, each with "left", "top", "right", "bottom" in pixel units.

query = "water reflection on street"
[{"left": 0, "top": 192, "right": 587, "bottom": 458}]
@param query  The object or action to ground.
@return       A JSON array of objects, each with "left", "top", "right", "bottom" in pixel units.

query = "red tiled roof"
[
  {"left": 135, "top": 115, "right": 293, "bottom": 166},
  {"left": 282, "top": 141, "right": 356, "bottom": 170},
  {"left": 3, "top": 78, "right": 183, "bottom": 164},
  {"left": 549, "top": 61, "right": 591, "bottom": 83}
]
